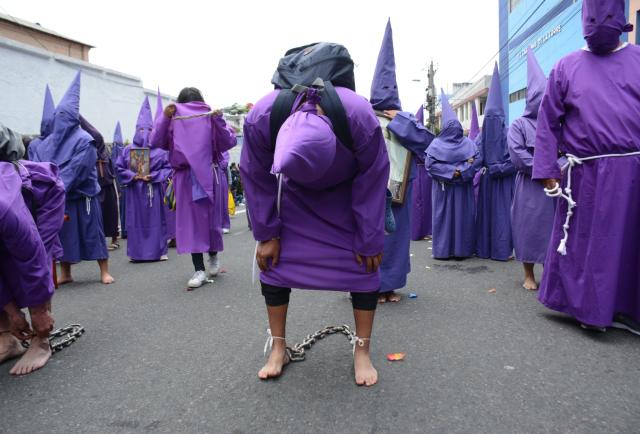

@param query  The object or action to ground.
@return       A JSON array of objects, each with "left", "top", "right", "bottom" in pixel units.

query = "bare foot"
[
  {"left": 377, "top": 294, "right": 387, "bottom": 304},
  {"left": 387, "top": 292, "right": 401, "bottom": 303},
  {"left": 9, "top": 335, "right": 51, "bottom": 375},
  {"left": 523, "top": 277, "right": 538, "bottom": 291},
  {"left": 0, "top": 333, "right": 26, "bottom": 364},
  {"left": 101, "top": 273, "right": 114, "bottom": 284},
  {"left": 258, "top": 345, "right": 289, "bottom": 380},
  {"left": 354, "top": 345, "right": 378, "bottom": 387},
  {"left": 57, "top": 276, "right": 73, "bottom": 285}
]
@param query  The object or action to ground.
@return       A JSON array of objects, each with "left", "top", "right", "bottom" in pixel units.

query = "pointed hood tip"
[
  {"left": 469, "top": 101, "right": 480, "bottom": 140},
  {"left": 370, "top": 18, "right": 401, "bottom": 111},
  {"left": 440, "top": 89, "right": 458, "bottom": 126},
  {"left": 113, "top": 121, "right": 123, "bottom": 146},
  {"left": 56, "top": 71, "right": 81, "bottom": 120},
  {"left": 524, "top": 49, "right": 546, "bottom": 118},
  {"left": 485, "top": 63, "right": 504, "bottom": 117},
  {"left": 40, "top": 84, "right": 56, "bottom": 137}
]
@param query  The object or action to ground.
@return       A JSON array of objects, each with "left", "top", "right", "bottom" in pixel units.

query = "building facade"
[{"left": 499, "top": 0, "right": 636, "bottom": 123}]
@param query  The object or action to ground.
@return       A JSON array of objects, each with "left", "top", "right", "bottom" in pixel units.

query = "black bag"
[{"left": 270, "top": 43, "right": 355, "bottom": 151}]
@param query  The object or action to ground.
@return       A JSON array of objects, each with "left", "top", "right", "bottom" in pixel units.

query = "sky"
[{"left": 0, "top": 0, "right": 498, "bottom": 111}]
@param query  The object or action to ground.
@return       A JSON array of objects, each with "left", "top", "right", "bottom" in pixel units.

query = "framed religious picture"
[
  {"left": 376, "top": 113, "right": 412, "bottom": 204},
  {"left": 130, "top": 147, "right": 150, "bottom": 177}
]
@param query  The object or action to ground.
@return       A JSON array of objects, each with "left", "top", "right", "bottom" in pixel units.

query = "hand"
[
  {"left": 212, "top": 109, "right": 223, "bottom": 117},
  {"left": 383, "top": 110, "right": 400, "bottom": 120},
  {"left": 454, "top": 170, "right": 461, "bottom": 178},
  {"left": 4, "top": 303, "right": 32, "bottom": 340},
  {"left": 542, "top": 179, "right": 559, "bottom": 190},
  {"left": 164, "top": 104, "right": 176, "bottom": 118},
  {"left": 467, "top": 158, "right": 475, "bottom": 164},
  {"left": 142, "top": 175, "right": 151, "bottom": 182},
  {"left": 356, "top": 253, "right": 383, "bottom": 273},
  {"left": 257, "top": 239, "right": 280, "bottom": 271},
  {"left": 29, "top": 302, "right": 54, "bottom": 338}
]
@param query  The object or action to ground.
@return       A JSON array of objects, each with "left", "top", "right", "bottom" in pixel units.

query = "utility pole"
[{"left": 425, "top": 60, "right": 437, "bottom": 131}]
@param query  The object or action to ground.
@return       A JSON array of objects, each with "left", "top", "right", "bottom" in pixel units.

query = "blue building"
[{"left": 498, "top": 0, "right": 634, "bottom": 122}]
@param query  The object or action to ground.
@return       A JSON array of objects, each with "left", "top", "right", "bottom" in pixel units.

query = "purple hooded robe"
[
  {"left": 150, "top": 102, "right": 237, "bottom": 254},
  {"left": 427, "top": 92, "right": 479, "bottom": 259},
  {"left": 219, "top": 151, "right": 231, "bottom": 231},
  {"left": 0, "top": 162, "right": 53, "bottom": 310},
  {"left": 532, "top": 0, "right": 640, "bottom": 327},
  {"left": 508, "top": 49, "right": 556, "bottom": 265},
  {"left": 242, "top": 85, "right": 389, "bottom": 292},
  {"left": 469, "top": 100, "right": 482, "bottom": 204},
  {"left": 410, "top": 107, "right": 433, "bottom": 241},
  {"left": 154, "top": 88, "right": 176, "bottom": 241},
  {"left": 28, "top": 72, "right": 108, "bottom": 263},
  {"left": 27, "top": 85, "right": 55, "bottom": 161},
  {"left": 117, "top": 97, "right": 171, "bottom": 260},
  {"left": 475, "top": 64, "right": 515, "bottom": 261},
  {"left": 111, "top": 122, "right": 127, "bottom": 238}
]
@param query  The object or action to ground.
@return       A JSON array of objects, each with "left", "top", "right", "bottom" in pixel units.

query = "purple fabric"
[
  {"left": 59, "top": 195, "right": 108, "bottom": 263},
  {"left": 150, "top": 102, "right": 237, "bottom": 254},
  {"left": 381, "top": 112, "right": 434, "bottom": 291},
  {"left": 410, "top": 106, "right": 432, "bottom": 240},
  {"left": 523, "top": 49, "right": 546, "bottom": 119},
  {"left": 0, "top": 163, "right": 53, "bottom": 309},
  {"left": 111, "top": 122, "right": 126, "bottom": 236},
  {"left": 469, "top": 102, "right": 480, "bottom": 141},
  {"left": 116, "top": 146, "right": 171, "bottom": 260},
  {"left": 532, "top": 44, "right": 640, "bottom": 327},
  {"left": 582, "top": 0, "right": 633, "bottom": 54},
  {"left": 415, "top": 106, "right": 424, "bottom": 126},
  {"left": 475, "top": 63, "right": 515, "bottom": 261},
  {"left": 241, "top": 88, "right": 389, "bottom": 292},
  {"left": 15, "top": 161, "right": 65, "bottom": 263},
  {"left": 41, "top": 85, "right": 55, "bottom": 138},
  {"left": 426, "top": 95, "right": 478, "bottom": 258},
  {"left": 370, "top": 19, "right": 402, "bottom": 111},
  {"left": 80, "top": 115, "right": 115, "bottom": 185},
  {"left": 220, "top": 151, "right": 230, "bottom": 230},
  {"left": 134, "top": 97, "right": 153, "bottom": 148}
]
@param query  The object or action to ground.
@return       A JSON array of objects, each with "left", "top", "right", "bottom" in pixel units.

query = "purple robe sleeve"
[
  {"left": 60, "top": 140, "right": 98, "bottom": 194},
  {"left": 427, "top": 157, "right": 476, "bottom": 184},
  {"left": 150, "top": 113, "right": 172, "bottom": 150},
  {"left": 533, "top": 66, "right": 565, "bottom": 181},
  {"left": 241, "top": 116, "right": 281, "bottom": 242},
  {"left": 149, "top": 152, "right": 172, "bottom": 184},
  {"left": 507, "top": 121, "right": 533, "bottom": 175},
  {"left": 30, "top": 163, "right": 65, "bottom": 257},
  {"left": 213, "top": 116, "right": 237, "bottom": 154},
  {"left": 351, "top": 125, "right": 389, "bottom": 256},
  {"left": 387, "top": 112, "right": 435, "bottom": 157},
  {"left": 115, "top": 148, "right": 137, "bottom": 186}
]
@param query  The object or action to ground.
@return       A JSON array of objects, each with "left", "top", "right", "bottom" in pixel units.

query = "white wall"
[{"left": 0, "top": 36, "right": 173, "bottom": 143}]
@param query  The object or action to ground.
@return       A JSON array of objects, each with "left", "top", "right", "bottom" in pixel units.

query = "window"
[
  {"left": 479, "top": 99, "right": 486, "bottom": 116},
  {"left": 509, "top": 87, "right": 527, "bottom": 103},
  {"left": 509, "top": 0, "right": 522, "bottom": 13}
]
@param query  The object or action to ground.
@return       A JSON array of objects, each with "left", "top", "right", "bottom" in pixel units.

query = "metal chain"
[
  {"left": 286, "top": 325, "right": 356, "bottom": 362},
  {"left": 49, "top": 324, "right": 85, "bottom": 353}
]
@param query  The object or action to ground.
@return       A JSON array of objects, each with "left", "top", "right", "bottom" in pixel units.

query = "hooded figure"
[
  {"left": 111, "top": 122, "right": 127, "bottom": 239},
  {"left": 27, "top": 85, "right": 56, "bottom": 161},
  {"left": 371, "top": 19, "right": 435, "bottom": 299},
  {"left": 426, "top": 91, "right": 479, "bottom": 259},
  {"left": 475, "top": 63, "right": 516, "bottom": 261},
  {"left": 470, "top": 101, "right": 482, "bottom": 205},
  {"left": 219, "top": 150, "right": 231, "bottom": 232},
  {"left": 508, "top": 49, "right": 557, "bottom": 277},
  {"left": 532, "top": 0, "right": 640, "bottom": 331},
  {"left": 116, "top": 97, "right": 171, "bottom": 261},
  {"left": 410, "top": 106, "right": 433, "bottom": 241},
  {"left": 29, "top": 72, "right": 109, "bottom": 264},
  {"left": 154, "top": 88, "right": 176, "bottom": 243}
]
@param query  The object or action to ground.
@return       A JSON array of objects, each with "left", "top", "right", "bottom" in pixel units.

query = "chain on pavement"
[
  {"left": 21, "top": 324, "right": 85, "bottom": 353},
  {"left": 286, "top": 325, "right": 357, "bottom": 362}
]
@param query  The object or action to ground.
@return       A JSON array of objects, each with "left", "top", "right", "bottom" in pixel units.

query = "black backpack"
[{"left": 270, "top": 42, "right": 355, "bottom": 151}]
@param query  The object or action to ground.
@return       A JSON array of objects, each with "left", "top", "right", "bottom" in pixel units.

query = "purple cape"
[
  {"left": 370, "top": 19, "right": 402, "bottom": 111},
  {"left": 410, "top": 106, "right": 433, "bottom": 240},
  {"left": 0, "top": 163, "right": 53, "bottom": 309},
  {"left": 532, "top": 43, "right": 640, "bottom": 327},
  {"left": 242, "top": 88, "right": 389, "bottom": 292}
]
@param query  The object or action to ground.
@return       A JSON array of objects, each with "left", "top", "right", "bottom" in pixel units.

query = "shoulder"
[
  {"left": 334, "top": 87, "right": 379, "bottom": 135},
  {"left": 245, "top": 90, "right": 280, "bottom": 127},
  {"left": 20, "top": 160, "right": 60, "bottom": 179}
]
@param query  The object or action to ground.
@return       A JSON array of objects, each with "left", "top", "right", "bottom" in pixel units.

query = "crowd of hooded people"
[{"left": 0, "top": 0, "right": 638, "bottom": 386}]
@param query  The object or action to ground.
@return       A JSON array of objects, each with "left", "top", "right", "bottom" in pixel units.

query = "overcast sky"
[{"left": 1, "top": 0, "right": 498, "bottom": 111}]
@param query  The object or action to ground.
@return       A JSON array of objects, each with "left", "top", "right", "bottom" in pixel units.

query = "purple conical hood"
[
  {"left": 370, "top": 19, "right": 402, "bottom": 111},
  {"left": 469, "top": 102, "right": 480, "bottom": 140},
  {"left": 155, "top": 87, "right": 163, "bottom": 121},
  {"left": 485, "top": 63, "right": 504, "bottom": 118},
  {"left": 133, "top": 96, "right": 153, "bottom": 147},
  {"left": 524, "top": 49, "right": 546, "bottom": 119},
  {"left": 113, "top": 122, "right": 123, "bottom": 147},
  {"left": 582, "top": 0, "right": 633, "bottom": 54},
  {"left": 428, "top": 91, "right": 475, "bottom": 164},
  {"left": 415, "top": 106, "right": 424, "bottom": 126},
  {"left": 440, "top": 90, "right": 458, "bottom": 126},
  {"left": 40, "top": 85, "right": 56, "bottom": 138}
]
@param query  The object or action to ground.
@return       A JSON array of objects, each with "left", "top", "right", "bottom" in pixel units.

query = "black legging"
[
  {"left": 261, "top": 282, "right": 378, "bottom": 311},
  {"left": 191, "top": 252, "right": 217, "bottom": 272}
]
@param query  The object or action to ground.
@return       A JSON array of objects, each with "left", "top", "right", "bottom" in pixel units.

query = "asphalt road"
[{"left": 1, "top": 211, "right": 639, "bottom": 434}]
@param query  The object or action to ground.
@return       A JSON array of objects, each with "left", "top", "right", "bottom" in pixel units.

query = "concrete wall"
[
  {"left": 630, "top": 0, "right": 640, "bottom": 44},
  {"left": 0, "top": 36, "right": 173, "bottom": 143}
]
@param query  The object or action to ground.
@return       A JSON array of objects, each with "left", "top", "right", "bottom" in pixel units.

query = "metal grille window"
[{"left": 509, "top": 87, "right": 527, "bottom": 103}]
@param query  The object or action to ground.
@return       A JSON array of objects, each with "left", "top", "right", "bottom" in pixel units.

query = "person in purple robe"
[
  {"left": 410, "top": 106, "right": 433, "bottom": 242},
  {"left": 150, "top": 88, "right": 237, "bottom": 288},
  {"left": 533, "top": 0, "right": 640, "bottom": 334},
  {"left": 219, "top": 151, "right": 231, "bottom": 233},
  {"left": 508, "top": 49, "right": 556, "bottom": 291},
  {"left": 469, "top": 101, "right": 482, "bottom": 204},
  {"left": 0, "top": 123, "right": 60, "bottom": 375},
  {"left": 242, "top": 45, "right": 389, "bottom": 387},
  {"left": 111, "top": 122, "right": 127, "bottom": 240},
  {"left": 79, "top": 116, "right": 120, "bottom": 251},
  {"left": 371, "top": 19, "right": 435, "bottom": 304},
  {"left": 117, "top": 97, "right": 171, "bottom": 262},
  {"left": 29, "top": 72, "right": 113, "bottom": 285},
  {"left": 476, "top": 63, "right": 516, "bottom": 261},
  {"left": 27, "top": 85, "right": 56, "bottom": 162},
  {"left": 426, "top": 91, "right": 478, "bottom": 259},
  {"left": 154, "top": 88, "right": 176, "bottom": 246}
]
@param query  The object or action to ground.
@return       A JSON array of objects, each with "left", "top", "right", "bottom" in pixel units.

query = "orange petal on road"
[{"left": 386, "top": 352, "right": 406, "bottom": 361}]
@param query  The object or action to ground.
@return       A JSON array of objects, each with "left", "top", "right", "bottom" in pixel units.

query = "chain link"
[
  {"left": 286, "top": 324, "right": 356, "bottom": 362},
  {"left": 48, "top": 324, "right": 85, "bottom": 353}
]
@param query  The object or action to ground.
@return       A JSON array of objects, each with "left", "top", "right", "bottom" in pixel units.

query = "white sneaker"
[
  {"left": 222, "top": 228, "right": 230, "bottom": 234},
  {"left": 208, "top": 254, "right": 221, "bottom": 277},
  {"left": 160, "top": 255, "right": 168, "bottom": 261},
  {"left": 188, "top": 271, "right": 207, "bottom": 288}
]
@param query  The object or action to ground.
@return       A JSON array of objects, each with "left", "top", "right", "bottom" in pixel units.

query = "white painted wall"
[{"left": 0, "top": 36, "right": 173, "bottom": 143}]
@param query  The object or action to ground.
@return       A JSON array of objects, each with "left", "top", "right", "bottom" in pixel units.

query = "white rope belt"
[
  {"left": 85, "top": 197, "right": 91, "bottom": 216},
  {"left": 147, "top": 183, "right": 154, "bottom": 208},
  {"left": 544, "top": 151, "right": 640, "bottom": 255}
]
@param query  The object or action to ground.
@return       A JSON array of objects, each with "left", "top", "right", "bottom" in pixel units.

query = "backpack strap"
[
  {"left": 269, "top": 89, "right": 298, "bottom": 149},
  {"left": 318, "top": 81, "right": 353, "bottom": 152}
]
